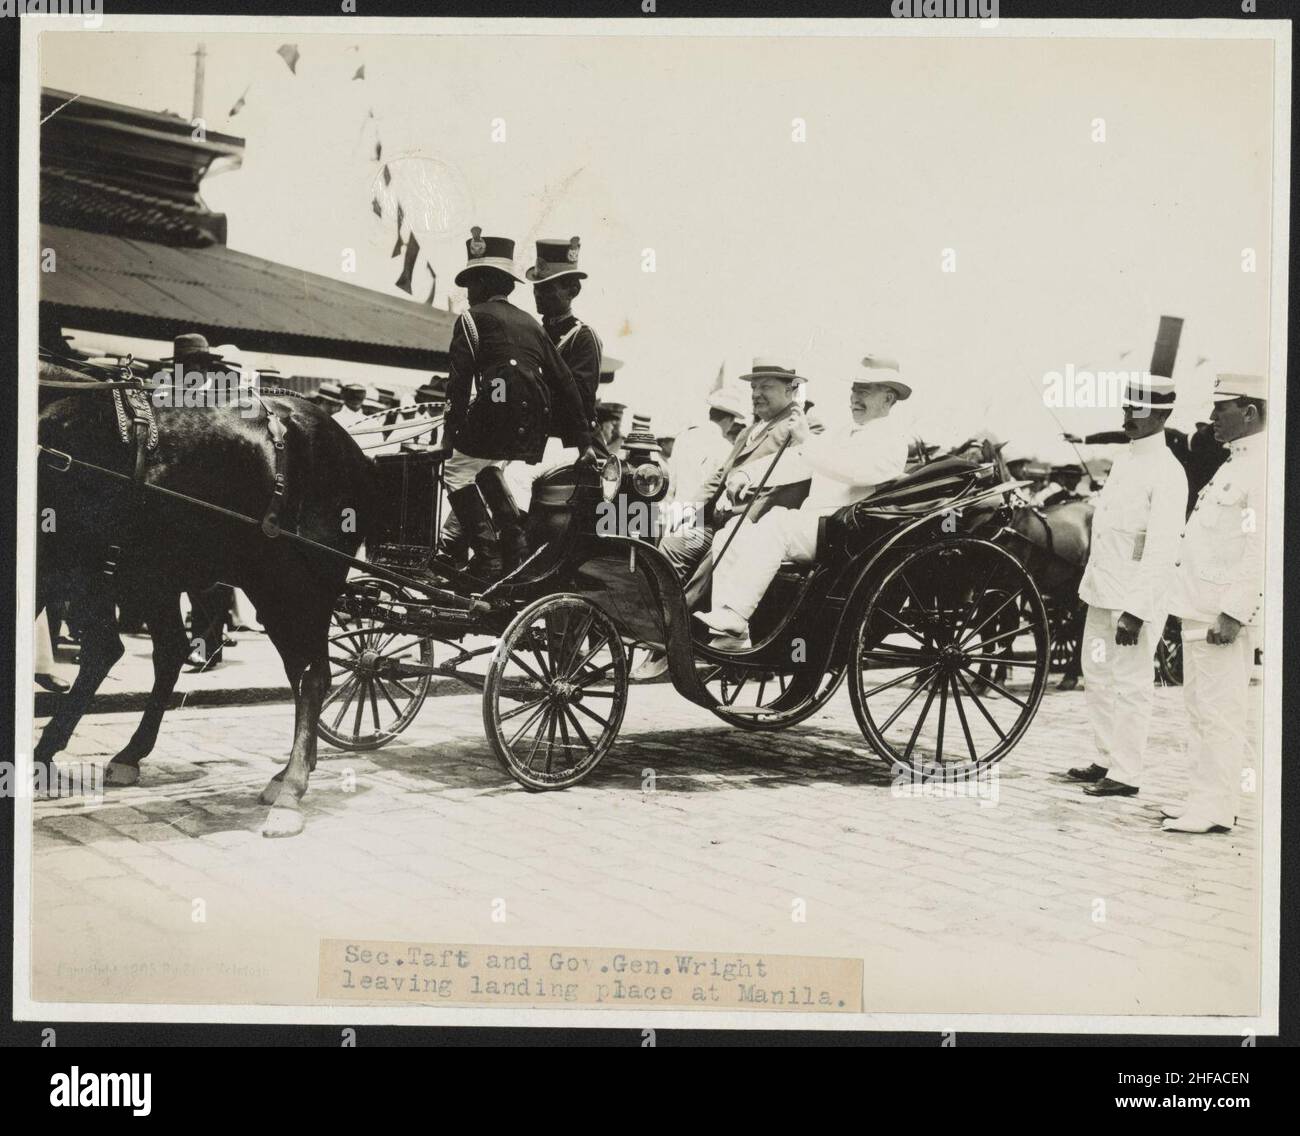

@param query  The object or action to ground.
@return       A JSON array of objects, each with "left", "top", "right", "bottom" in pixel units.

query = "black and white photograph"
[{"left": 10, "top": 10, "right": 1290, "bottom": 1038}]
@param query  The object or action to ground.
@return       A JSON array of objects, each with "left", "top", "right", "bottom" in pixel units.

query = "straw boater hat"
[
  {"left": 454, "top": 227, "right": 524, "bottom": 286},
  {"left": 1212, "top": 374, "right": 1267, "bottom": 403},
  {"left": 856, "top": 354, "right": 911, "bottom": 400},
  {"left": 1120, "top": 374, "right": 1177, "bottom": 411},
  {"left": 737, "top": 357, "right": 811, "bottom": 386},
  {"left": 525, "top": 237, "right": 587, "bottom": 284}
]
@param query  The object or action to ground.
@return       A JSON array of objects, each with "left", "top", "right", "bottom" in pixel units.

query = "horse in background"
[{"left": 35, "top": 360, "right": 379, "bottom": 837}]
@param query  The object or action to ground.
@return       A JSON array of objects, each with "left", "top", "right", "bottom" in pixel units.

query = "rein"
[{"left": 36, "top": 442, "right": 471, "bottom": 607}]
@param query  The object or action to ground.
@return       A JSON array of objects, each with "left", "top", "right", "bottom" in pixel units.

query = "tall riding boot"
[
  {"left": 446, "top": 485, "right": 503, "bottom": 578},
  {"left": 475, "top": 467, "right": 530, "bottom": 573}
]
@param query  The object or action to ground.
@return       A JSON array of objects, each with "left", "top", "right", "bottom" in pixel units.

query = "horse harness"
[{"left": 39, "top": 360, "right": 291, "bottom": 579}]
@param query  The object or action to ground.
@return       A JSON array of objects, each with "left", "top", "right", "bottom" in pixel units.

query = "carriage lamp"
[
  {"left": 599, "top": 455, "right": 623, "bottom": 501},
  {"left": 620, "top": 427, "right": 670, "bottom": 503}
]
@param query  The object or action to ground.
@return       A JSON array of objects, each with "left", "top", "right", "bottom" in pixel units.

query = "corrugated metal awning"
[{"left": 39, "top": 223, "right": 456, "bottom": 370}]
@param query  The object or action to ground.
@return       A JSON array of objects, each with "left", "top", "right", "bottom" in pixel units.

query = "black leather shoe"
[
  {"left": 1056, "top": 675, "right": 1079, "bottom": 692},
  {"left": 1066, "top": 762, "right": 1108, "bottom": 782},
  {"left": 1084, "top": 777, "right": 1139, "bottom": 797},
  {"left": 35, "top": 673, "right": 70, "bottom": 694}
]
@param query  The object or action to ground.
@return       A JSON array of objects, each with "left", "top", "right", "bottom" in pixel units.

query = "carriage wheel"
[
  {"left": 484, "top": 594, "right": 628, "bottom": 790},
  {"left": 1154, "top": 615, "right": 1184, "bottom": 686},
  {"left": 849, "top": 538, "right": 1049, "bottom": 778},
  {"left": 699, "top": 661, "right": 846, "bottom": 731},
  {"left": 316, "top": 579, "right": 433, "bottom": 751}
]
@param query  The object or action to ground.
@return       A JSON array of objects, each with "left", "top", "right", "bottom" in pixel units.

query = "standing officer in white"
[
  {"left": 1065, "top": 375, "right": 1187, "bottom": 797},
  {"left": 1161, "top": 374, "right": 1266, "bottom": 833}
]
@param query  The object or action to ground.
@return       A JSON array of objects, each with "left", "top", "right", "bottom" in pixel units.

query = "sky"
[{"left": 39, "top": 28, "right": 1278, "bottom": 456}]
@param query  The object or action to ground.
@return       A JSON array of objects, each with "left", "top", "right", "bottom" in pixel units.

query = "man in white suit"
[
  {"left": 695, "top": 356, "right": 910, "bottom": 649},
  {"left": 1161, "top": 374, "right": 1266, "bottom": 834}
]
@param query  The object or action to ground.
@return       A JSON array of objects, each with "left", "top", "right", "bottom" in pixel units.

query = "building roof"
[{"left": 40, "top": 223, "right": 457, "bottom": 370}]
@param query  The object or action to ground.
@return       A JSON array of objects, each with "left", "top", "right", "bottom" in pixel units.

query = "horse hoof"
[
  {"left": 261, "top": 805, "right": 305, "bottom": 838},
  {"left": 104, "top": 763, "right": 140, "bottom": 788}
]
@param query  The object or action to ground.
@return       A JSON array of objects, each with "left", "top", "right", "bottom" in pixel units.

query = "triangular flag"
[
  {"left": 381, "top": 164, "right": 391, "bottom": 186},
  {"left": 391, "top": 233, "right": 405, "bottom": 258},
  {"left": 277, "top": 44, "right": 300, "bottom": 74},
  {"left": 425, "top": 265, "right": 437, "bottom": 306},
  {"left": 373, "top": 139, "right": 383, "bottom": 161},
  {"left": 371, "top": 196, "right": 383, "bottom": 219},
  {"left": 228, "top": 85, "right": 249, "bottom": 117},
  {"left": 353, "top": 65, "right": 366, "bottom": 80},
  {"left": 396, "top": 202, "right": 404, "bottom": 231},
  {"left": 395, "top": 232, "right": 421, "bottom": 294}
]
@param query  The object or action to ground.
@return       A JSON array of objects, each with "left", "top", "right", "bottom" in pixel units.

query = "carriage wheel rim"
[{"left": 849, "top": 538, "right": 1049, "bottom": 777}]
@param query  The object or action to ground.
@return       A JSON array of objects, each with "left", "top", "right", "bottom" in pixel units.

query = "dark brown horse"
[{"left": 35, "top": 361, "right": 378, "bottom": 837}]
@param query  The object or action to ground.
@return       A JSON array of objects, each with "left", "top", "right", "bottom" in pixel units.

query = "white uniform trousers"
[
  {"left": 710, "top": 506, "right": 819, "bottom": 621},
  {"left": 440, "top": 451, "right": 506, "bottom": 543},
  {"left": 1079, "top": 603, "right": 1165, "bottom": 789},
  {"left": 503, "top": 438, "right": 579, "bottom": 511},
  {"left": 443, "top": 450, "right": 504, "bottom": 492},
  {"left": 1178, "top": 619, "right": 1253, "bottom": 828}
]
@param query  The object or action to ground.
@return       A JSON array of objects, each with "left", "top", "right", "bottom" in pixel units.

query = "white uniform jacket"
[
  {"left": 765, "top": 415, "right": 910, "bottom": 514},
  {"left": 1077, "top": 430, "right": 1187, "bottom": 625},
  {"left": 1167, "top": 432, "right": 1265, "bottom": 626}
]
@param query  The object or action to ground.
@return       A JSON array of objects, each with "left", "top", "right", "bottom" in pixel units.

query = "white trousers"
[
  {"left": 1178, "top": 618, "right": 1253, "bottom": 827},
  {"left": 1079, "top": 603, "right": 1165, "bottom": 789},
  {"left": 710, "top": 506, "right": 819, "bottom": 622},
  {"left": 443, "top": 450, "right": 504, "bottom": 492},
  {"left": 504, "top": 438, "right": 579, "bottom": 510}
]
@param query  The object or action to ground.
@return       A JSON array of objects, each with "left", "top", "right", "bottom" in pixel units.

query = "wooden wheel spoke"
[
  {"left": 862, "top": 663, "right": 936, "bottom": 700},
  {"left": 959, "top": 664, "right": 1028, "bottom": 709},
  {"left": 878, "top": 668, "right": 939, "bottom": 734},
  {"left": 557, "top": 612, "right": 595, "bottom": 678},
  {"left": 562, "top": 704, "right": 595, "bottom": 754},
  {"left": 575, "top": 659, "right": 617, "bottom": 690},
  {"left": 499, "top": 695, "right": 548, "bottom": 723},
  {"left": 880, "top": 607, "right": 929, "bottom": 646},
  {"left": 949, "top": 673, "right": 978, "bottom": 761},
  {"left": 507, "top": 699, "right": 551, "bottom": 749},
  {"left": 372, "top": 675, "right": 404, "bottom": 719},
  {"left": 543, "top": 710, "right": 558, "bottom": 773},
  {"left": 951, "top": 554, "right": 1002, "bottom": 640},
  {"left": 524, "top": 706, "right": 554, "bottom": 770},
  {"left": 902, "top": 675, "right": 941, "bottom": 762},
  {"left": 969, "top": 623, "right": 1036, "bottom": 652},
  {"left": 566, "top": 633, "right": 610, "bottom": 683},
  {"left": 352, "top": 679, "right": 368, "bottom": 737},
  {"left": 571, "top": 698, "right": 613, "bottom": 732},
  {"left": 325, "top": 674, "right": 361, "bottom": 722},
  {"left": 959, "top": 586, "right": 1024, "bottom": 649},
  {"left": 955, "top": 670, "right": 1007, "bottom": 740},
  {"left": 963, "top": 654, "right": 1040, "bottom": 669},
  {"left": 368, "top": 680, "right": 382, "bottom": 731},
  {"left": 934, "top": 678, "right": 948, "bottom": 764},
  {"left": 508, "top": 652, "right": 548, "bottom": 686}
]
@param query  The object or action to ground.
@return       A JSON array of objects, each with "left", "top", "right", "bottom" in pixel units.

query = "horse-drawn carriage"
[{"left": 318, "top": 443, "right": 1053, "bottom": 790}]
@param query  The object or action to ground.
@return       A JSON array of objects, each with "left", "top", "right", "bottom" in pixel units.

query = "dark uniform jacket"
[
  {"left": 445, "top": 297, "right": 592, "bottom": 463},
  {"left": 544, "top": 313, "right": 603, "bottom": 433}
]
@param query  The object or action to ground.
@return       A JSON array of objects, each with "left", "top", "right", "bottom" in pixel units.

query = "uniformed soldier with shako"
[
  {"left": 441, "top": 228, "right": 597, "bottom": 577},
  {"left": 528, "top": 236, "right": 605, "bottom": 446}
]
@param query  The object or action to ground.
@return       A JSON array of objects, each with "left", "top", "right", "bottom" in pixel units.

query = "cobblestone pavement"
[{"left": 25, "top": 680, "right": 1261, "bottom": 1017}]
